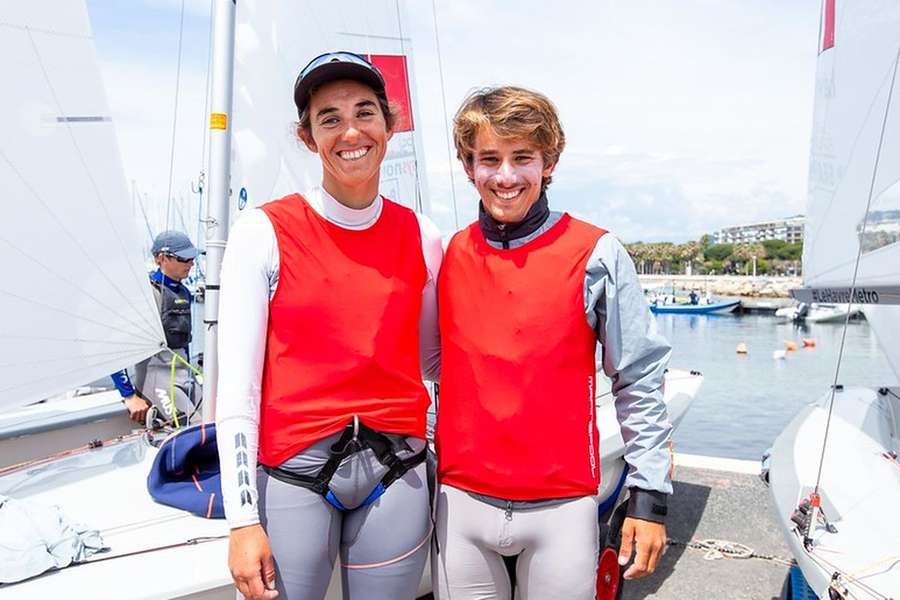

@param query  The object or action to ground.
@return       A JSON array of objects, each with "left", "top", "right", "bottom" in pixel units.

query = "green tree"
[{"left": 704, "top": 243, "right": 734, "bottom": 262}]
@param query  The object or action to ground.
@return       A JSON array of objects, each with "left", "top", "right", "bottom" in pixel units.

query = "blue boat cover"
[{"left": 147, "top": 423, "right": 224, "bottom": 519}]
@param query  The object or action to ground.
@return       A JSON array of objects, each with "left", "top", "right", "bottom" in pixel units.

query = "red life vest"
[
  {"left": 436, "top": 214, "right": 607, "bottom": 500},
  {"left": 257, "top": 194, "right": 430, "bottom": 467}
]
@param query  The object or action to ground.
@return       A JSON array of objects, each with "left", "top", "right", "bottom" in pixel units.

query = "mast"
[{"left": 202, "top": 0, "right": 236, "bottom": 421}]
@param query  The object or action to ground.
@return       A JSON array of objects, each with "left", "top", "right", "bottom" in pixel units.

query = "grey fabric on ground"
[
  {"left": 249, "top": 456, "right": 430, "bottom": 600},
  {"left": 0, "top": 494, "right": 105, "bottom": 583}
]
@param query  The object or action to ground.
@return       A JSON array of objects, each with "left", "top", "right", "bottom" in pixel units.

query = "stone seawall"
[{"left": 638, "top": 275, "right": 801, "bottom": 299}]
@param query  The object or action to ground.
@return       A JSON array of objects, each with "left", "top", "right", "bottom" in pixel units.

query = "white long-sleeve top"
[{"left": 216, "top": 188, "right": 443, "bottom": 528}]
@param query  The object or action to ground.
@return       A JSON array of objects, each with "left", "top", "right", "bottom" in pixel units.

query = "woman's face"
[
  {"left": 300, "top": 79, "right": 392, "bottom": 207},
  {"left": 465, "top": 126, "right": 555, "bottom": 224}
]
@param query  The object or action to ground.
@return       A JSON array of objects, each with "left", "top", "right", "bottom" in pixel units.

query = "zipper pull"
[{"left": 505, "top": 501, "right": 513, "bottom": 521}]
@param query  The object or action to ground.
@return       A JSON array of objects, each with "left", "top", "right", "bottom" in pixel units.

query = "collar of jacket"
[
  {"left": 151, "top": 268, "right": 191, "bottom": 300},
  {"left": 478, "top": 193, "right": 550, "bottom": 247}
]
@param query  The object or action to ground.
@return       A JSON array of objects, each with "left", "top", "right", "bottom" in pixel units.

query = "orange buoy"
[
  {"left": 784, "top": 341, "right": 798, "bottom": 351},
  {"left": 736, "top": 343, "right": 748, "bottom": 354},
  {"left": 802, "top": 338, "right": 816, "bottom": 348}
]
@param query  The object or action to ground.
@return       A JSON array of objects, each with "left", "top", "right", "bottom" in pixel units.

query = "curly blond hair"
[{"left": 453, "top": 86, "right": 565, "bottom": 191}]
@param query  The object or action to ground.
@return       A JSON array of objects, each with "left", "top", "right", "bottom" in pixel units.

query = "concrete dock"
[
  {"left": 421, "top": 455, "right": 793, "bottom": 599},
  {"left": 621, "top": 454, "right": 792, "bottom": 600}
]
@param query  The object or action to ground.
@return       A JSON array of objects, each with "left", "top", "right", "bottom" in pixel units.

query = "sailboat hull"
[
  {"left": 0, "top": 390, "right": 134, "bottom": 469},
  {"left": 765, "top": 385, "right": 900, "bottom": 598}
]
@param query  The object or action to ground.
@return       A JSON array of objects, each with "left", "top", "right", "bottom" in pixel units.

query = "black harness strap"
[{"left": 262, "top": 421, "right": 425, "bottom": 504}]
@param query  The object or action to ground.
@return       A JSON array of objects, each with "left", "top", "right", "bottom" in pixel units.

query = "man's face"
[
  {"left": 158, "top": 254, "right": 193, "bottom": 281},
  {"left": 465, "top": 127, "right": 555, "bottom": 224},
  {"left": 300, "top": 79, "right": 393, "bottom": 205}
]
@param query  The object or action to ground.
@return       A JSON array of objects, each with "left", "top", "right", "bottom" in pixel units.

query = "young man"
[
  {"left": 434, "top": 86, "right": 673, "bottom": 599},
  {"left": 111, "top": 230, "right": 198, "bottom": 423}
]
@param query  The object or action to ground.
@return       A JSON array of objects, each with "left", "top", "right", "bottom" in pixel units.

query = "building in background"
[{"left": 713, "top": 215, "right": 804, "bottom": 245}]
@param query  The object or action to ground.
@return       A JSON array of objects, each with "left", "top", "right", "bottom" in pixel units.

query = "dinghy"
[
  {"left": 649, "top": 298, "right": 741, "bottom": 315},
  {"left": 764, "top": 2, "right": 900, "bottom": 597}
]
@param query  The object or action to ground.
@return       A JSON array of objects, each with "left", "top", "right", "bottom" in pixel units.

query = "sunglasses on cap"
[
  {"left": 164, "top": 253, "right": 194, "bottom": 263},
  {"left": 293, "top": 51, "right": 385, "bottom": 114}
]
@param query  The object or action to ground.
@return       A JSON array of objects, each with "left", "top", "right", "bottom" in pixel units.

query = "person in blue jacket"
[{"left": 111, "top": 230, "right": 199, "bottom": 424}]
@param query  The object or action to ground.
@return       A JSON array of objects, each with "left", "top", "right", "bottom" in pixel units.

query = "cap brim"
[
  {"left": 173, "top": 247, "right": 199, "bottom": 260},
  {"left": 294, "top": 63, "right": 385, "bottom": 113}
]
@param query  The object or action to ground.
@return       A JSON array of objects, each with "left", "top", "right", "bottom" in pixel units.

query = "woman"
[{"left": 216, "top": 52, "right": 442, "bottom": 600}]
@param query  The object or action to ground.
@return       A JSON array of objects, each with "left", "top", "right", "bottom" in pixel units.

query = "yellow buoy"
[{"left": 784, "top": 341, "right": 798, "bottom": 352}]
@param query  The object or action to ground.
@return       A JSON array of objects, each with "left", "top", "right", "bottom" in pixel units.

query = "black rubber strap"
[{"left": 626, "top": 488, "right": 668, "bottom": 524}]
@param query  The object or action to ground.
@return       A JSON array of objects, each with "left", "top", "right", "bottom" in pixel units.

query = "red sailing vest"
[
  {"left": 436, "top": 214, "right": 607, "bottom": 500},
  {"left": 257, "top": 194, "right": 430, "bottom": 467}
]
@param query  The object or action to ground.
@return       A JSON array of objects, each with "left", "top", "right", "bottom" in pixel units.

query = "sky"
[{"left": 86, "top": 0, "right": 822, "bottom": 243}]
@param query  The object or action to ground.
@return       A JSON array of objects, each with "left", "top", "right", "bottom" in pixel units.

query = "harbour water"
[{"left": 661, "top": 312, "right": 898, "bottom": 461}]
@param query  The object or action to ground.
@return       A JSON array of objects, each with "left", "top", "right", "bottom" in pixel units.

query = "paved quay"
[{"left": 621, "top": 454, "right": 792, "bottom": 600}]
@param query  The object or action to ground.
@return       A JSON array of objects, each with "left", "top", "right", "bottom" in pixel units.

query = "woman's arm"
[{"left": 216, "top": 209, "right": 279, "bottom": 529}]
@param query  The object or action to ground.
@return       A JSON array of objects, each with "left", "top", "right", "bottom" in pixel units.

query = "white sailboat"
[
  {"left": 764, "top": 2, "right": 900, "bottom": 598},
  {"left": 0, "top": 0, "right": 164, "bottom": 468},
  {"left": 0, "top": 1, "right": 701, "bottom": 598}
]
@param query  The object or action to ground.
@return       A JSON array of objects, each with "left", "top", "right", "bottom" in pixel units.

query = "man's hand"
[
  {"left": 617, "top": 517, "right": 666, "bottom": 580},
  {"left": 229, "top": 524, "right": 279, "bottom": 600},
  {"left": 123, "top": 395, "right": 150, "bottom": 423}
]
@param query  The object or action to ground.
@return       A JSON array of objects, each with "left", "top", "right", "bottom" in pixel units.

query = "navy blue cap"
[
  {"left": 294, "top": 51, "right": 386, "bottom": 115},
  {"left": 151, "top": 230, "right": 199, "bottom": 260}
]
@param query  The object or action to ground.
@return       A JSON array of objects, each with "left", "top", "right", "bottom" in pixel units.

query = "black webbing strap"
[{"left": 261, "top": 421, "right": 424, "bottom": 501}]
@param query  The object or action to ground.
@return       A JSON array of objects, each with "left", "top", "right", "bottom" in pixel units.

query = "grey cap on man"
[{"left": 151, "top": 230, "right": 199, "bottom": 260}]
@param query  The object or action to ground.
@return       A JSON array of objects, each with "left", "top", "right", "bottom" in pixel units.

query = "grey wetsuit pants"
[
  {"left": 251, "top": 433, "right": 431, "bottom": 600},
  {"left": 433, "top": 484, "right": 599, "bottom": 600}
]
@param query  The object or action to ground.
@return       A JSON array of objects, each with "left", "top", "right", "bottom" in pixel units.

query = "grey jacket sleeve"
[{"left": 585, "top": 234, "right": 673, "bottom": 519}]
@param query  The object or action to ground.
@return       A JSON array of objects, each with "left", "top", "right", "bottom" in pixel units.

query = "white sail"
[
  {"left": 803, "top": 3, "right": 900, "bottom": 291},
  {"left": 232, "top": 0, "right": 430, "bottom": 221},
  {"left": 0, "top": 2, "right": 166, "bottom": 410},
  {"left": 801, "top": 2, "right": 900, "bottom": 380}
]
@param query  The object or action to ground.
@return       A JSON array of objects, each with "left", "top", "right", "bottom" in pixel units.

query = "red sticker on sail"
[
  {"left": 821, "top": 0, "right": 835, "bottom": 53},
  {"left": 366, "top": 54, "right": 414, "bottom": 133}
]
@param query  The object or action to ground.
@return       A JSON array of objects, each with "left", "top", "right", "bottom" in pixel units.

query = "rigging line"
[
  {"left": 0, "top": 235, "right": 160, "bottom": 342},
  {"left": 199, "top": 0, "right": 214, "bottom": 176},
  {"left": 393, "top": 0, "right": 423, "bottom": 213},
  {"left": 133, "top": 182, "right": 156, "bottom": 242},
  {"left": 812, "top": 43, "right": 900, "bottom": 500},
  {"left": 165, "top": 0, "right": 188, "bottom": 229},
  {"left": 22, "top": 29, "right": 165, "bottom": 338},
  {"left": 430, "top": 0, "right": 460, "bottom": 230},
  {"left": 805, "top": 550, "right": 892, "bottom": 600}
]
